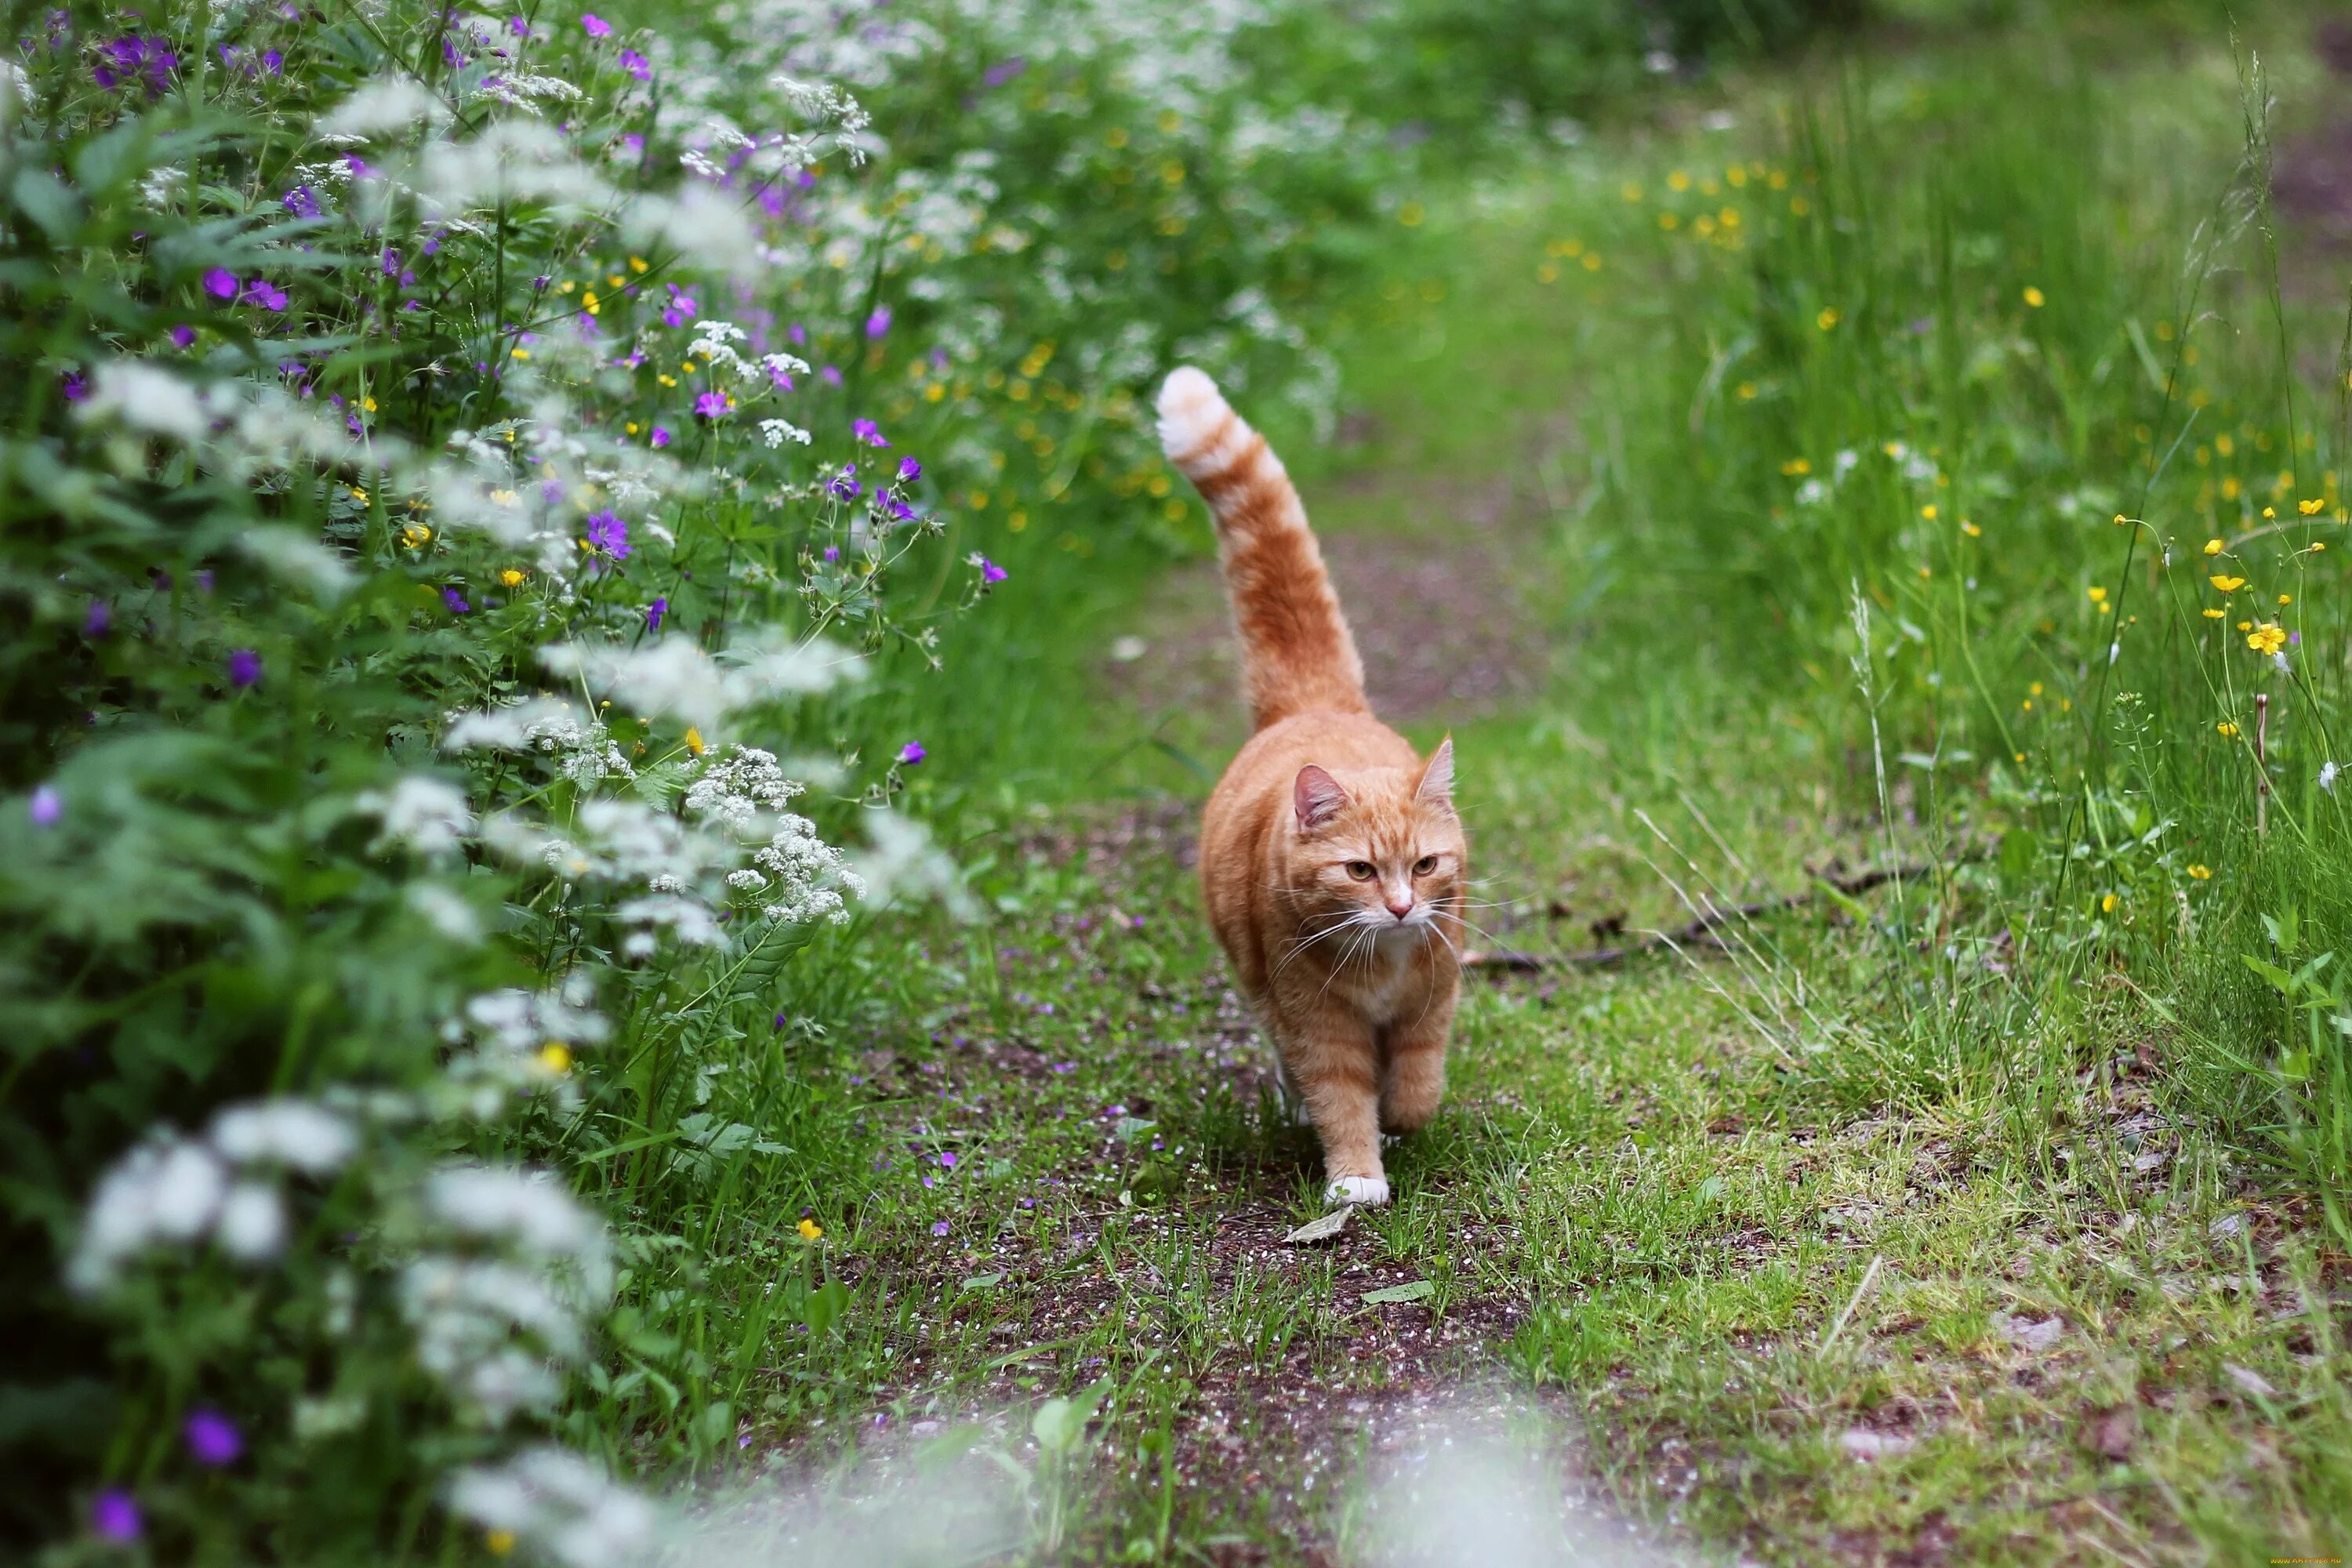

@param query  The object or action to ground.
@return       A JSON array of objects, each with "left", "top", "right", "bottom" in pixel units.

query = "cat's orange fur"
[{"left": 1156, "top": 367, "right": 1466, "bottom": 1209}]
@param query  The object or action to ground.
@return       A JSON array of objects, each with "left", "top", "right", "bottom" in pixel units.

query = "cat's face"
[{"left": 1288, "top": 741, "right": 1464, "bottom": 941}]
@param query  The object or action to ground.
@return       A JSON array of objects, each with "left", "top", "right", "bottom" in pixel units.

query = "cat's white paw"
[{"left": 1326, "top": 1174, "right": 1390, "bottom": 1208}]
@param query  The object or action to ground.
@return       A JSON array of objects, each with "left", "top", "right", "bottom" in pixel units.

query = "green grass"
[{"left": 630, "top": 11, "right": 2352, "bottom": 1563}]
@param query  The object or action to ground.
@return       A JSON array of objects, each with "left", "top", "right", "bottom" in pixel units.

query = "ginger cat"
[{"left": 1156, "top": 367, "right": 1466, "bottom": 1209}]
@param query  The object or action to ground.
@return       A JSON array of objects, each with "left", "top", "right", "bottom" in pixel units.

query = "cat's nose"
[{"left": 1385, "top": 895, "right": 1414, "bottom": 920}]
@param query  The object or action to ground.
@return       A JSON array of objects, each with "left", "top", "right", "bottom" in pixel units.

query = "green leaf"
[
  {"left": 1362, "top": 1279, "right": 1436, "bottom": 1305},
  {"left": 9, "top": 168, "right": 82, "bottom": 242}
]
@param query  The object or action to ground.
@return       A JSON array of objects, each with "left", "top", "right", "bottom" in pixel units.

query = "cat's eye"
[
  {"left": 1413, "top": 855, "right": 1439, "bottom": 876},
  {"left": 1345, "top": 861, "right": 1376, "bottom": 880}
]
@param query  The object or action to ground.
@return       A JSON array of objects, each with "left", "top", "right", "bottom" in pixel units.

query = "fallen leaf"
[
  {"left": 2223, "top": 1362, "right": 2279, "bottom": 1399},
  {"left": 1839, "top": 1428, "right": 1915, "bottom": 1461},
  {"left": 1362, "top": 1279, "right": 1436, "bottom": 1305},
  {"left": 2131, "top": 1149, "right": 2169, "bottom": 1174},
  {"left": 2085, "top": 1406, "right": 2136, "bottom": 1461},
  {"left": 960, "top": 1272, "right": 1004, "bottom": 1290},
  {"left": 2209, "top": 1212, "right": 2247, "bottom": 1240},
  {"left": 1991, "top": 1312, "right": 2064, "bottom": 1353},
  {"left": 1283, "top": 1207, "right": 1352, "bottom": 1245}
]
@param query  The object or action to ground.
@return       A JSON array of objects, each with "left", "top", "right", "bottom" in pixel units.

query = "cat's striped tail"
[{"left": 1156, "top": 367, "right": 1369, "bottom": 731}]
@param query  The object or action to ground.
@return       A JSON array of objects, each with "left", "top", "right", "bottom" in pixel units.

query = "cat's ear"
[
  {"left": 1294, "top": 764, "right": 1348, "bottom": 833},
  {"left": 1416, "top": 737, "right": 1456, "bottom": 808}
]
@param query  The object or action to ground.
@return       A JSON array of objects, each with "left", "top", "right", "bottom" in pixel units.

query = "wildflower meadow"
[{"left": 12, "top": 0, "right": 2352, "bottom": 1563}]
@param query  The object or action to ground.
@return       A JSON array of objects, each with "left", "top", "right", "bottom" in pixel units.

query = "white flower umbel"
[
  {"left": 315, "top": 74, "right": 451, "bottom": 139},
  {"left": 539, "top": 634, "right": 858, "bottom": 733},
  {"left": 745, "top": 814, "right": 862, "bottom": 927},
  {"left": 356, "top": 774, "right": 477, "bottom": 859},
  {"left": 682, "top": 745, "right": 807, "bottom": 837},
  {"left": 448, "top": 1447, "right": 658, "bottom": 1568},
  {"left": 424, "top": 1166, "right": 612, "bottom": 1298},
  {"left": 210, "top": 1099, "right": 360, "bottom": 1174},
  {"left": 855, "top": 808, "right": 976, "bottom": 920},
  {"left": 69, "top": 1096, "right": 358, "bottom": 1291},
  {"left": 615, "top": 894, "right": 728, "bottom": 956}
]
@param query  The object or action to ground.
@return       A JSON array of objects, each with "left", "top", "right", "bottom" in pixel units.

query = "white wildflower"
[
  {"left": 1795, "top": 478, "right": 1828, "bottom": 506},
  {"left": 540, "top": 635, "right": 856, "bottom": 731},
  {"left": 356, "top": 774, "right": 476, "bottom": 858},
  {"left": 2322, "top": 761, "right": 2340, "bottom": 793},
  {"left": 213, "top": 1183, "right": 289, "bottom": 1261},
  {"left": 408, "top": 882, "right": 484, "bottom": 945},
  {"left": 683, "top": 745, "right": 805, "bottom": 835},
  {"left": 316, "top": 75, "right": 450, "bottom": 139},
  {"left": 447, "top": 1447, "right": 658, "bottom": 1568},
  {"left": 746, "top": 814, "right": 861, "bottom": 926},
  {"left": 67, "top": 1138, "right": 227, "bottom": 1292},
  {"left": 615, "top": 895, "right": 728, "bottom": 956},
  {"left": 76, "top": 361, "right": 212, "bottom": 442},
  {"left": 210, "top": 1099, "right": 358, "bottom": 1174},
  {"left": 424, "top": 1166, "right": 612, "bottom": 1295},
  {"left": 441, "top": 695, "right": 585, "bottom": 751},
  {"left": 463, "top": 987, "right": 610, "bottom": 1054},
  {"left": 855, "top": 808, "right": 975, "bottom": 918},
  {"left": 759, "top": 418, "right": 811, "bottom": 448}
]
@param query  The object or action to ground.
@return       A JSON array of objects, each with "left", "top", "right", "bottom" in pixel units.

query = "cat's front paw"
[{"left": 1325, "top": 1174, "right": 1390, "bottom": 1208}]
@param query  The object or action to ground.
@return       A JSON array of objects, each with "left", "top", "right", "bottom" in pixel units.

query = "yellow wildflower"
[
  {"left": 537, "top": 1043, "right": 572, "bottom": 1075},
  {"left": 2279, "top": 593, "right": 2293, "bottom": 605},
  {"left": 2087, "top": 586, "right": 2107, "bottom": 602},
  {"left": 1782, "top": 458, "right": 1811, "bottom": 476},
  {"left": 2187, "top": 864, "right": 2212, "bottom": 880},
  {"left": 797, "top": 1217, "right": 823, "bottom": 1241},
  {"left": 1817, "top": 307, "right": 1840, "bottom": 331},
  {"left": 499, "top": 568, "right": 526, "bottom": 587},
  {"left": 2302, "top": 497, "right": 2327, "bottom": 515},
  {"left": 2101, "top": 893, "right": 2118, "bottom": 913},
  {"left": 2248, "top": 622, "right": 2288, "bottom": 655},
  {"left": 2023, "top": 285, "right": 2045, "bottom": 307},
  {"left": 1961, "top": 521, "right": 1981, "bottom": 537},
  {"left": 2209, "top": 575, "right": 2245, "bottom": 593},
  {"left": 2204, "top": 538, "right": 2225, "bottom": 555},
  {"left": 2218, "top": 721, "right": 2239, "bottom": 737},
  {"left": 488, "top": 1531, "right": 517, "bottom": 1556},
  {"left": 684, "top": 727, "right": 706, "bottom": 757},
  {"left": 2203, "top": 608, "right": 2224, "bottom": 619}
]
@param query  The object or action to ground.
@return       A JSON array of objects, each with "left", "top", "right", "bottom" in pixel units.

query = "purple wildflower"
[
  {"left": 241, "top": 278, "right": 289, "bottom": 311},
  {"left": 30, "top": 786, "right": 62, "bottom": 828},
  {"left": 977, "top": 556, "right": 1007, "bottom": 585},
  {"left": 938, "top": 1151, "right": 956, "bottom": 1171},
  {"left": 261, "top": 48, "right": 282, "bottom": 74},
  {"left": 619, "top": 46, "right": 649, "bottom": 79},
  {"left": 90, "top": 1490, "right": 140, "bottom": 1542},
  {"left": 203, "top": 267, "right": 238, "bottom": 300},
  {"left": 60, "top": 372, "right": 87, "bottom": 403},
  {"left": 381, "top": 246, "right": 401, "bottom": 276},
  {"left": 508, "top": 13, "right": 529, "bottom": 35},
  {"left": 827, "top": 465, "right": 862, "bottom": 500},
  {"left": 887, "top": 496, "right": 916, "bottom": 524},
  {"left": 897, "top": 456, "right": 922, "bottom": 483},
  {"left": 441, "top": 586, "right": 470, "bottom": 615},
  {"left": 852, "top": 417, "right": 889, "bottom": 448},
  {"left": 169, "top": 325, "right": 195, "bottom": 348},
  {"left": 645, "top": 596, "right": 668, "bottom": 632},
  {"left": 183, "top": 1409, "right": 241, "bottom": 1467},
  {"left": 864, "top": 304, "right": 892, "bottom": 339},
  {"left": 540, "top": 479, "right": 565, "bottom": 506},
  {"left": 585, "top": 510, "right": 631, "bottom": 559},
  {"left": 227, "top": 649, "right": 261, "bottom": 688},
  {"left": 84, "top": 601, "right": 110, "bottom": 637},
  {"left": 819, "top": 365, "right": 843, "bottom": 388},
  {"left": 982, "top": 56, "right": 1028, "bottom": 88},
  {"left": 693, "top": 390, "right": 729, "bottom": 419},
  {"left": 931, "top": 1220, "right": 951, "bottom": 1237},
  {"left": 650, "top": 426, "right": 672, "bottom": 449},
  {"left": 282, "top": 185, "right": 321, "bottom": 218},
  {"left": 766, "top": 360, "right": 795, "bottom": 392},
  {"left": 787, "top": 322, "right": 807, "bottom": 347},
  {"left": 898, "top": 741, "right": 927, "bottom": 766},
  {"left": 822, "top": 546, "right": 840, "bottom": 562},
  {"left": 582, "top": 12, "right": 611, "bottom": 36}
]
